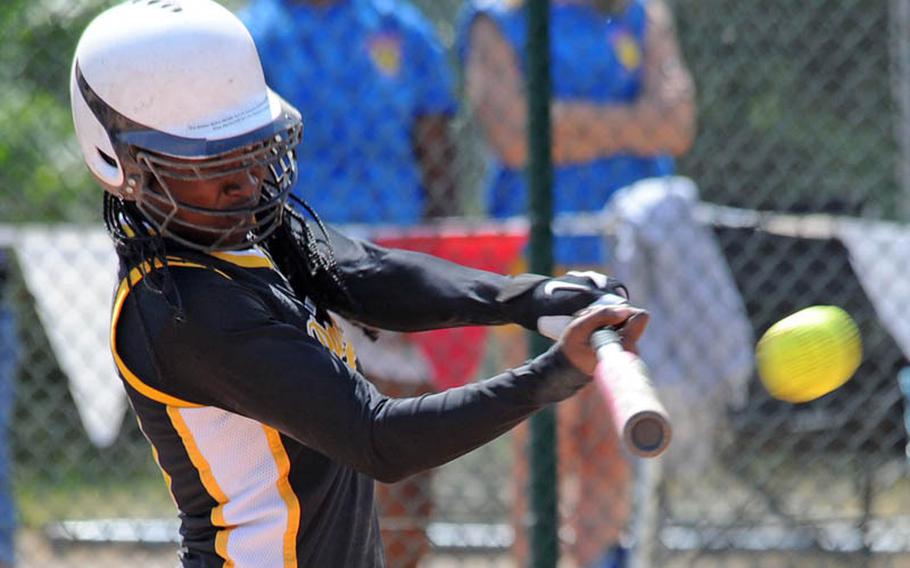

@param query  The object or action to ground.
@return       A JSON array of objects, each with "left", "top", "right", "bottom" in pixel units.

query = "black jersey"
[{"left": 110, "top": 225, "right": 590, "bottom": 568}]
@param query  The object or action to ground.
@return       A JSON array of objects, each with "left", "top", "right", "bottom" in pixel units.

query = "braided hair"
[
  {"left": 260, "top": 193, "right": 359, "bottom": 315},
  {"left": 103, "top": 191, "right": 357, "bottom": 317},
  {"left": 103, "top": 192, "right": 180, "bottom": 304},
  {"left": 103, "top": 191, "right": 185, "bottom": 384}
]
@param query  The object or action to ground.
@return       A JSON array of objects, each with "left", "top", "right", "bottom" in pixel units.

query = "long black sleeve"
[
  {"left": 363, "top": 347, "right": 586, "bottom": 481},
  {"left": 319, "top": 222, "right": 547, "bottom": 331},
  {"left": 134, "top": 267, "right": 589, "bottom": 483}
]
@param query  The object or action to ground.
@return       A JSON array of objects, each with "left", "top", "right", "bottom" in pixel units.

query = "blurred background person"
[
  {"left": 242, "top": 0, "right": 458, "bottom": 224},
  {"left": 240, "top": 1, "right": 459, "bottom": 566},
  {"left": 460, "top": 0, "right": 695, "bottom": 565}
]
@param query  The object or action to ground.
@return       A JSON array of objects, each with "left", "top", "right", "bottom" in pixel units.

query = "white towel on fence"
[
  {"left": 604, "top": 177, "right": 755, "bottom": 475},
  {"left": 838, "top": 219, "right": 910, "bottom": 363}
]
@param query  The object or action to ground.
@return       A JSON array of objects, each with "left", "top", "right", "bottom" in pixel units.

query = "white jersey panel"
[{"left": 177, "top": 406, "right": 295, "bottom": 568}]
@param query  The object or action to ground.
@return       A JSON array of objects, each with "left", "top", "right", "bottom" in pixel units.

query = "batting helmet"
[{"left": 70, "top": 0, "right": 302, "bottom": 251}]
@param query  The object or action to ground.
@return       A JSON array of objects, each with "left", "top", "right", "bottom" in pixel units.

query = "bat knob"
[{"left": 626, "top": 411, "right": 672, "bottom": 458}]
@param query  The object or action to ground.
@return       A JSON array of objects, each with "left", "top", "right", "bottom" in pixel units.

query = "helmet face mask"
[
  {"left": 132, "top": 121, "right": 302, "bottom": 252},
  {"left": 70, "top": 0, "right": 304, "bottom": 252}
]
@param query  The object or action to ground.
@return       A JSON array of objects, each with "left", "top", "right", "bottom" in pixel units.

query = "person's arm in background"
[
  {"left": 407, "top": 5, "right": 460, "bottom": 218},
  {"left": 466, "top": 0, "right": 695, "bottom": 168},
  {"left": 414, "top": 114, "right": 458, "bottom": 217},
  {"left": 556, "top": 0, "right": 696, "bottom": 159}
]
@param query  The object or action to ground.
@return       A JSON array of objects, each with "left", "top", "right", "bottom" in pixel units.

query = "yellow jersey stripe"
[
  {"left": 110, "top": 259, "right": 229, "bottom": 408},
  {"left": 211, "top": 250, "right": 275, "bottom": 269},
  {"left": 134, "top": 413, "right": 179, "bottom": 508},
  {"left": 264, "top": 427, "right": 300, "bottom": 568},
  {"left": 167, "top": 406, "right": 235, "bottom": 567}
]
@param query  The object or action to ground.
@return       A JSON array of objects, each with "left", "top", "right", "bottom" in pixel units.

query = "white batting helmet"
[{"left": 70, "top": 0, "right": 302, "bottom": 250}]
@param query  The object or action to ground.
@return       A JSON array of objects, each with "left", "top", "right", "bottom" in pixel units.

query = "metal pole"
[
  {"left": 526, "top": 0, "right": 558, "bottom": 566},
  {"left": 890, "top": 0, "right": 910, "bottom": 220}
]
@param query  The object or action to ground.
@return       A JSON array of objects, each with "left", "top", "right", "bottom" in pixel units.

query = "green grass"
[{"left": 16, "top": 471, "right": 175, "bottom": 528}]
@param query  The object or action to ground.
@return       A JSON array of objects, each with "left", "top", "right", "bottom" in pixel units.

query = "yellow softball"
[{"left": 755, "top": 306, "right": 862, "bottom": 403}]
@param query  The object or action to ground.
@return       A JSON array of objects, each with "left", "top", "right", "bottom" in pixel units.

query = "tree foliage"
[
  {"left": 0, "top": 1, "right": 112, "bottom": 223},
  {"left": 675, "top": 0, "right": 898, "bottom": 217}
]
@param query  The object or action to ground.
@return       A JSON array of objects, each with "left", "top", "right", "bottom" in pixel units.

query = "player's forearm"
[
  {"left": 324, "top": 224, "right": 622, "bottom": 332},
  {"left": 365, "top": 346, "right": 588, "bottom": 482},
  {"left": 342, "top": 246, "right": 541, "bottom": 330},
  {"left": 326, "top": 227, "right": 543, "bottom": 330},
  {"left": 206, "top": 335, "right": 587, "bottom": 483}
]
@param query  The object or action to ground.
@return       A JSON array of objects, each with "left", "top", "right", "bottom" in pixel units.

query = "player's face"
[{"left": 141, "top": 152, "right": 268, "bottom": 248}]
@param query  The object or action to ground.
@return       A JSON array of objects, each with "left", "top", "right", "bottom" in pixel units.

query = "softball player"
[{"left": 70, "top": 1, "right": 648, "bottom": 566}]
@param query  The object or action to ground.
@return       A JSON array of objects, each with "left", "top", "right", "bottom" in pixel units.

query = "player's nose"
[{"left": 220, "top": 170, "right": 261, "bottom": 206}]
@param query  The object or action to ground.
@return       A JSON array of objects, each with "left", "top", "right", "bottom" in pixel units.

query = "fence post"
[
  {"left": 526, "top": 0, "right": 558, "bottom": 566},
  {"left": 890, "top": 0, "right": 910, "bottom": 219}
]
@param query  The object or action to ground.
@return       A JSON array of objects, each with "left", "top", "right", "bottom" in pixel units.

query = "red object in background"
[{"left": 375, "top": 225, "right": 527, "bottom": 390}]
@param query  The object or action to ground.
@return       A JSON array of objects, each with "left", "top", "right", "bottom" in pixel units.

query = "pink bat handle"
[{"left": 591, "top": 329, "right": 672, "bottom": 458}]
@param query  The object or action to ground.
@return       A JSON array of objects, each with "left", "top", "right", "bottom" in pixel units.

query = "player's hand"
[
  {"left": 532, "top": 271, "right": 629, "bottom": 340},
  {"left": 498, "top": 270, "right": 629, "bottom": 333},
  {"left": 557, "top": 303, "right": 649, "bottom": 375}
]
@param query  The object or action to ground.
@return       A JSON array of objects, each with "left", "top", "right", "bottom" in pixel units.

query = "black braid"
[
  {"left": 103, "top": 192, "right": 185, "bottom": 393},
  {"left": 260, "top": 194, "right": 359, "bottom": 316},
  {"left": 103, "top": 193, "right": 185, "bottom": 319}
]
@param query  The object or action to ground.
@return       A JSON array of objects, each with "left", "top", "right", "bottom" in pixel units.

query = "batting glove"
[{"left": 498, "top": 270, "right": 630, "bottom": 339}]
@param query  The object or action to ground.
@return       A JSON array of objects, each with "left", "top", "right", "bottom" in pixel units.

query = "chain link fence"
[{"left": 2, "top": 0, "right": 910, "bottom": 566}]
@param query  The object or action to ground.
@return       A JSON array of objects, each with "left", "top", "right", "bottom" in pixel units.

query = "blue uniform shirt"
[
  {"left": 242, "top": 0, "right": 457, "bottom": 224},
  {"left": 459, "top": 0, "right": 674, "bottom": 264}
]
